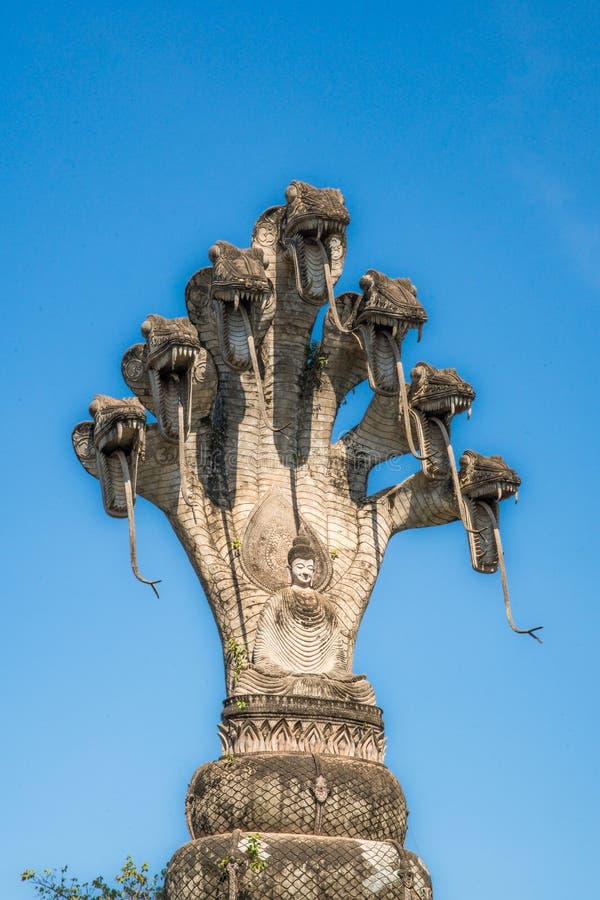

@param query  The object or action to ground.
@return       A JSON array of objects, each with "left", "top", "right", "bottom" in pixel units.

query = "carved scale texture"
[
  {"left": 166, "top": 836, "right": 432, "bottom": 900},
  {"left": 185, "top": 754, "right": 407, "bottom": 843}
]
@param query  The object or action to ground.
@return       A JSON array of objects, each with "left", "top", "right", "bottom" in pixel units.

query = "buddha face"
[{"left": 290, "top": 556, "right": 315, "bottom": 588}]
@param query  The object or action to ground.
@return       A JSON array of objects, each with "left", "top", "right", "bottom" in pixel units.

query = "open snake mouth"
[
  {"left": 208, "top": 240, "right": 273, "bottom": 372},
  {"left": 286, "top": 220, "right": 347, "bottom": 304},
  {"left": 355, "top": 315, "right": 404, "bottom": 395},
  {"left": 212, "top": 285, "right": 271, "bottom": 371},
  {"left": 458, "top": 450, "right": 521, "bottom": 573},
  {"left": 207, "top": 240, "right": 283, "bottom": 430},
  {"left": 89, "top": 395, "right": 146, "bottom": 517},
  {"left": 407, "top": 363, "right": 476, "bottom": 479},
  {"left": 409, "top": 379, "right": 474, "bottom": 418},
  {"left": 458, "top": 451, "right": 520, "bottom": 503},
  {"left": 141, "top": 315, "right": 200, "bottom": 443},
  {"left": 89, "top": 394, "right": 159, "bottom": 596},
  {"left": 282, "top": 181, "right": 349, "bottom": 305},
  {"left": 353, "top": 271, "right": 427, "bottom": 397},
  {"left": 415, "top": 394, "right": 472, "bottom": 414}
]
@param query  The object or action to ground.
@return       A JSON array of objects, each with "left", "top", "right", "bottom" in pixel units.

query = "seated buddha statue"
[{"left": 236, "top": 536, "right": 375, "bottom": 705}]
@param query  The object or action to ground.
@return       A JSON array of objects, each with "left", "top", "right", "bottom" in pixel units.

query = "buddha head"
[{"left": 287, "top": 536, "right": 315, "bottom": 588}]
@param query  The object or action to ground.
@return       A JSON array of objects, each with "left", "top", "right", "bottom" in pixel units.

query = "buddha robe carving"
[{"left": 236, "top": 538, "right": 376, "bottom": 705}]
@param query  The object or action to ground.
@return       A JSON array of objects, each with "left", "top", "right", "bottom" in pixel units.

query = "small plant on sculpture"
[
  {"left": 244, "top": 835, "right": 269, "bottom": 874},
  {"left": 227, "top": 637, "right": 248, "bottom": 686}
]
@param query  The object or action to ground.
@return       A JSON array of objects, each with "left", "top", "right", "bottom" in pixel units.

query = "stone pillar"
[{"left": 165, "top": 695, "right": 432, "bottom": 899}]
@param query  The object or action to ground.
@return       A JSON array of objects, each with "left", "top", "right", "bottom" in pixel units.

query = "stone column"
[{"left": 165, "top": 693, "right": 432, "bottom": 899}]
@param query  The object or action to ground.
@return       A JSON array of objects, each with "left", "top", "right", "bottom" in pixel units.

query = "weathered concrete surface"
[{"left": 73, "top": 180, "right": 531, "bottom": 899}]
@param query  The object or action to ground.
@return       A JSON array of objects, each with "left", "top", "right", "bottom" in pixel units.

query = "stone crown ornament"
[{"left": 72, "top": 181, "right": 541, "bottom": 899}]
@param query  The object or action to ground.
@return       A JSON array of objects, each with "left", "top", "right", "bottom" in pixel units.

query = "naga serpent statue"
[{"left": 72, "top": 180, "right": 541, "bottom": 899}]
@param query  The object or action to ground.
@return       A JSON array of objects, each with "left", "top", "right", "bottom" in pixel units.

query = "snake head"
[
  {"left": 458, "top": 450, "right": 520, "bottom": 503},
  {"left": 408, "top": 362, "right": 475, "bottom": 419},
  {"left": 208, "top": 241, "right": 274, "bottom": 371},
  {"left": 140, "top": 314, "right": 200, "bottom": 442},
  {"left": 458, "top": 450, "right": 521, "bottom": 572},
  {"left": 353, "top": 270, "right": 427, "bottom": 395},
  {"left": 281, "top": 180, "right": 349, "bottom": 304},
  {"left": 404, "top": 364, "right": 474, "bottom": 480},
  {"left": 88, "top": 394, "right": 146, "bottom": 517}
]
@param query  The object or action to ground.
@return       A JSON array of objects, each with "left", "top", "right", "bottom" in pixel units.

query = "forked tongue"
[
  {"left": 383, "top": 331, "right": 430, "bottom": 461},
  {"left": 239, "top": 302, "right": 289, "bottom": 433},
  {"left": 479, "top": 501, "right": 543, "bottom": 643},
  {"left": 430, "top": 417, "right": 484, "bottom": 537},
  {"left": 177, "top": 395, "right": 195, "bottom": 508},
  {"left": 318, "top": 241, "right": 354, "bottom": 334},
  {"left": 427, "top": 423, "right": 542, "bottom": 642},
  {"left": 115, "top": 450, "right": 161, "bottom": 598}
]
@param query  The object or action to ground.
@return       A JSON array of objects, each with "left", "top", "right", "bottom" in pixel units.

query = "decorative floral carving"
[{"left": 218, "top": 709, "right": 386, "bottom": 763}]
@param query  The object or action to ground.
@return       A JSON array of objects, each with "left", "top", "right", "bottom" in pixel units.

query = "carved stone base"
[
  {"left": 219, "top": 694, "right": 386, "bottom": 763},
  {"left": 186, "top": 753, "right": 407, "bottom": 843},
  {"left": 165, "top": 834, "right": 432, "bottom": 899},
  {"left": 168, "top": 732, "right": 427, "bottom": 898}
]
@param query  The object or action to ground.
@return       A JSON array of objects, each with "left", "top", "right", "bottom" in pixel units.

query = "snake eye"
[
  {"left": 359, "top": 271, "right": 375, "bottom": 292},
  {"left": 253, "top": 247, "right": 269, "bottom": 270},
  {"left": 208, "top": 243, "right": 222, "bottom": 263},
  {"left": 285, "top": 183, "right": 299, "bottom": 203}
]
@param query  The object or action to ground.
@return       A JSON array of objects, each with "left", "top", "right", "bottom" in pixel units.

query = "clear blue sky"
[{"left": 2, "top": 2, "right": 598, "bottom": 898}]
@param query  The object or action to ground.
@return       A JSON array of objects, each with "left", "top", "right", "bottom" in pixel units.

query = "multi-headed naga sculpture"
[{"left": 73, "top": 181, "right": 540, "bottom": 899}]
